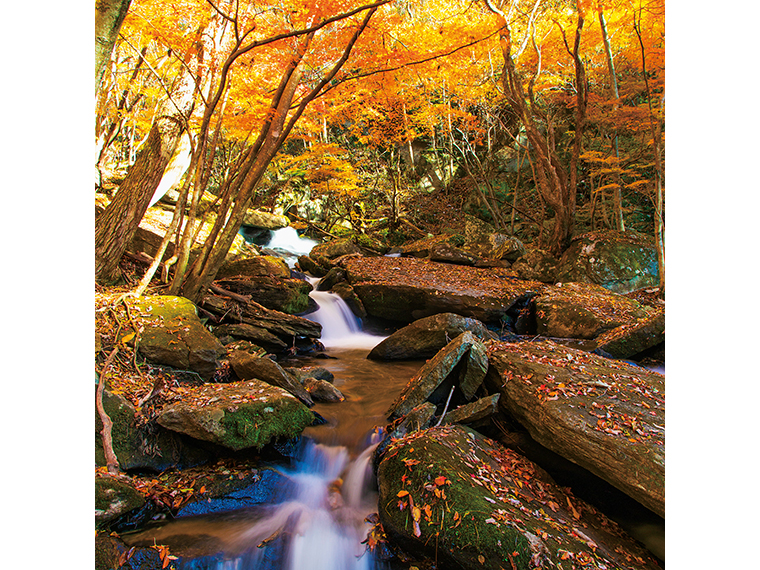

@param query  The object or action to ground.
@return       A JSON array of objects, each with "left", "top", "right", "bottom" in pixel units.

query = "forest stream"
[{"left": 119, "top": 229, "right": 665, "bottom": 569}]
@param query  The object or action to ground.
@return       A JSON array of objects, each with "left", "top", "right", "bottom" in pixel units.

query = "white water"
[{"left": 264, "top": 226, "right": 319, "bottom": 257}]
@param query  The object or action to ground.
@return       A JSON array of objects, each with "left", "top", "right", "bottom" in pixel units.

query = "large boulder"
[
  {"left": 156, "top": 380, "right": 315, "bottom": 451},
  {"left": 535, "top": 281, "right": 655, "bottom": 339},
  {"left": 485, "top": 339, "right": 665, "bottom": 517},
  {"left": 130, "top": 296, "right": 226, "bottom": 380},
  {"left": 377, "top": 425, "right": 662, "bottom": 570},
  {"left": 368, "top": 313, "right": 496, "bottom": 361},
  {"left": 210, "top": 323, "right": 288, "bottom": 352},
  {"left": 341, "top": 256, "right": 544, "bottom": 324},
  {"left": 386, "top": 331, "right": 489, "bottom": 420},
  {"left": 241, "top": 209, "right": 290, "bottom": 229},
  {"left": 554, "top": 230, "right": 659, "bottom": 293},
  {"left": 309, "top": 238, "right": 361, "bottom": 260}
]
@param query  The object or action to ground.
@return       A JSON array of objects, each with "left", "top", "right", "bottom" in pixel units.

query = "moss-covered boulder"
[
  {"left": 95, "top": 475, "right": 146, "bottom": 530},
  {"left": 535, "top": 282, "right": 655, "bottom": 339},
  {"left": 485, "top": 340, "right": 665, "bottom": 517},
  {"left": 555, "top": 230, "right": 659, "bottom": 293},
  {"left": 368, "top": 313, "right": 496, "bottom": 361},
  {"left": 386, "top": 331, "right": 488, "bottom": 420},
  {"left": 156, "top": 380, "right": 315, "bottom": 451},
  {"left": 131, "top": 296, "right": 225, "bottom": 380},
  {"left": 242, "top": 209, "right": 290, "bottom": 229},
  {"left": 377, "top": 425, "right": 661, "bottom": 570},
  {"left": 96, "top": 388, "right": 212, "bottom": 472}
]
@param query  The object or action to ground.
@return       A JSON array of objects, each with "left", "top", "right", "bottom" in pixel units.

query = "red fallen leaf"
[
  {"left": 434, "top": 475, "right": 448, "bottom": 486},
  {"left": 397, "top": 490, "right": 409, "bottom": 498}
]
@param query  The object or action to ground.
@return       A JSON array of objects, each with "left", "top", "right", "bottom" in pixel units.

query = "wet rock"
[
  {"left": 386, "top": 331, "right": 488, "bottom": 420},
  {"left": 377, "top": 425, "right": 661, "bottom": 570},
  {"left": 342, "top": 255, "right": 544, "bottom": 324},
  {"left": 316, "top": 267, "right": 347, "bottom": 291},
  {"left": 485, "top": 339, "right": 665, "bottom": 517},
  {"left": 368, "top": 313, "right": 496, "bottom": 361},
  {"left": 330, "top": 282, "right": 367, "bottom": 318},
  {"left": 297, "top": 254, "right": 328, "bottom": 277},
  {"left": 285, "top": 366, "right": 335, "bottom": 384},
  {"left": 555, "top": 230, "right": 659, "bottom": 293},
  {"left": 229, "top": 352, "right": 314, "bottom": 407},
  {"left": 95, "top": 475, "right": 146, "bottom": 529},
  {"left": 303, "top": 377, "right": 345, "bottom": 402},
  {"left": 157, "top": 380, "right": 315, "bottom": 451},
  {"left": 131, "top": 295, "right": 226, "bottom": 380},
  {"left": 593, "top": 310, "right": 666, "bottom": 359},
  {"left": 535, "top": 281, "right": 655, "bottom": 339}
]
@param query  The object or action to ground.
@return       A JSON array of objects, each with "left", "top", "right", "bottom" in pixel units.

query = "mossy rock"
[
  {"left": 214, "top": 276, "right": 312, "bottom": 315},
  {"left": 309, "top": 238, "right": 361, "bottom": 259},
  {"left": 156, "top": 380, "right": 315, "bottom": 451},
  {"left": 95, "top": 475, "right": 146, "bottom": 529},
  {"left": 216, "top": 255, "right": 291, "bottom": 279},
  {"left": 555, "top": 230, "right": 659, "bottom": 293},
  {"left": 130, "top": 295, "right": 225, "bottom": 380},
  {"left": 377, "top": 425, "right": 662, "bottom": 570}
]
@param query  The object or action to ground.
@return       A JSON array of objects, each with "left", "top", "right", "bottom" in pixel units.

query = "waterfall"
[{"left": 265, "top": 227, "right": 319, "bottom": 257}]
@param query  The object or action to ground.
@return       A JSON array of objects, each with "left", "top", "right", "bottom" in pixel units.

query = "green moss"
[{"left": 217, "top": 398, "right": 313, "bottom": 451}]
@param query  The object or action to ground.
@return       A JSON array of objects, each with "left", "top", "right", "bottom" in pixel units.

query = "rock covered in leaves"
[
  {"left": 376, "top": 424, "right": 662, "bottom": 570},
  {"left": 368, "top": 313, "right": 497, "bottom": 361},
  {"left": 213, "top": 275, "right": 313, "bottom": 315},
  {"left": 554, "top": 230, "right": 659, "bottom": 294},
  {"left": 535, "top": 281, "right": 655, "bottom": 339},
  {"left": 510, "top": 246, "right": 559, "bottom": 283},
  {"left": 229, "top": 351, "right": 314, "bottom": 407},
  {"left": 216, "top": 255, "right": 291, "bottom": 280},
  {"left": 386, "top": 331, "right": 488, "bottom": 420},
  {"left": 485, "top": 339, "right": 665, "bottom": 517},
  {"left": 130, "top": 295, "right": 226, "bottom": 380},
  {"left": 156, "top": 380, "right": 315, "bottom": 451},
  {"left": 341, "top": 255, "right": 544, "bottom": 324},
  {"left": 593, "top": 309, "right": 665, "bottom": 359},
  {"left": 309, "top": 238, "right": 361, "bottom": 260}
]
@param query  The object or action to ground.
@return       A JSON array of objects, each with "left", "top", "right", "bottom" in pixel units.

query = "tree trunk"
[
  {"left": 95, "top": 67, "right": 196, "bottom": 284},
  {"left": 95, "top": 0, "right": 132, "bottom": 95}
]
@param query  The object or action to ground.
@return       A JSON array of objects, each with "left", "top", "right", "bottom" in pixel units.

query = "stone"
[
  {"left": 157, "top": 380, "right": 315, "bottom": 451},
  {"left": 309, "top": 238, "right": 361, "bottom": 260},
  {"left": 535, "top": 281, "right": 654, "bottom": 339},
  {"left": 510, "top": 247, "right": 559, "bottom": 283},
  {"left": 368, "top": 313, "right": 496, "bottom": 361},
  {"left": 429, "top": 242, "right": 479, "bottom": 266},
  {"left": 214, "top": 276, "right": 312, "bottom": 315},
  {"left": 440, "top": 393, "right": 500, "bottom": 426},
  {"left": 485, "top": 339, "right": 665, "bottom": 517},
  {"left": 593, "top": 310, "right": 666, "bottom": 359},
  {"left": 216, "top": 256, "right": 291, "bottom": 280},
  {"left": 95, "top": 475, "right": 146, "bottom": 529},
  {"left": 241, "top": 209, "right": 290, "bottom": 229},
  {"left": 554, "top": 230, "right": 659, "bottom": 293},
  {"left": 297, "top": 255, "right": 328, "bottom": 277},
  {"left": 229, "top": 351, "right": 314, "bottom": 407},
  {"left": 376, "top": 425, "right": 662, "bottom": 570},
  {"left": 342, "top": 255, "right": 544, "bottom": 324},
  {"left": 386, "top": 331, "right": 488, "bottom": 420},
  {"left": 303, "top": 377, "right": 345, "bottom": 402},
  {"left": 210, "top": 323, "right": 288, "bottom": 351},
  {"left": 130, "top": 296, "right": 226, "bottom": 380}
]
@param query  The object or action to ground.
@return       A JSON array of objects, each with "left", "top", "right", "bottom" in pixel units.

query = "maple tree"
[{"left": 95, "top": 0, "right": 664, "bottom": 294}]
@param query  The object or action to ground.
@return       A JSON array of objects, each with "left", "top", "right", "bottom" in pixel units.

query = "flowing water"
[{"left": 123, "top": 229, "right": 665, "bottom": 566}]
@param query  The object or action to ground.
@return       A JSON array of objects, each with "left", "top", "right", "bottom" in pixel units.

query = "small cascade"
[
  {"left": 265, "top": 227, "right": 318, "bottom": 258},
  {"left": 209, "top": 440, "right": 380, "bottom": 570},
  {"left": 305, "top": 278, "right": 385, "bottom": 350}
]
